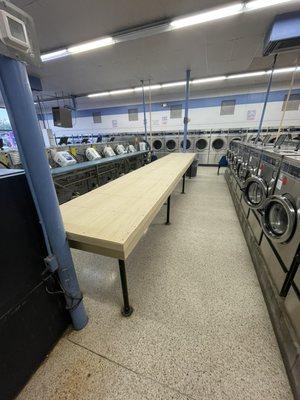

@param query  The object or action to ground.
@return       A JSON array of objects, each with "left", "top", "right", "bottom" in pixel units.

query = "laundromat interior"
[{"left": 1, "top": 1, "right": 300, "bottom": 399}]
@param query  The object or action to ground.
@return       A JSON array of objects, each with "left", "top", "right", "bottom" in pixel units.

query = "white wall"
[{"left": 40, "top": 87, "right": 300, "bottom": 137}]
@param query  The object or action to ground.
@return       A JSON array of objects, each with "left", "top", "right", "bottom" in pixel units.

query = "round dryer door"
[
  {"left": 196, "top": 138, "right": 208, "bottom": 151},
  {"left": 212, "top": 138, "right": 225, "bottom": 151},
  {"left": 180, "top": 139, "right": 191, "bottom": 149},
  {"left": 261, "top": 196, "right": 296, "bottom": 243},
  {"left": 166, "top": 139, "right": 176, "bottom": 151},
  {"left": 243, "top": 176, "right": 267, "bottom": 209},
  {"left": 237, "top": 162, "right": 247, "bottom": 180},
  {"left": 153, "top": 139, "right": 162, "bottom": 150}
]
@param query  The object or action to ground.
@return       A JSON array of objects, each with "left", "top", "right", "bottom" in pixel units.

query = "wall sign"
[
  {"left": 247, "top": 110, "right": 256, "bottom": 121},
  {"left": 162, "top": 116, "right": 168, "bottom": 125},
  {"left": 112, "top": 119, "right": 118, "bottom": 128}
]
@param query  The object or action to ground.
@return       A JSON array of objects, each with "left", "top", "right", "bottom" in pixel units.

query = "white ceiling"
[{"left": 10, "top": 0, "right": 300, "bottom": 108}]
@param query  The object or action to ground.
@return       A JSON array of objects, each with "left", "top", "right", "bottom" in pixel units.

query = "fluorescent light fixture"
[
  {"left": 161, "top": 81, "right": 186, "bottom": 88},
  {"left": 86, "top": 64, "right": 300, "bottom": 99},
  {"left": 170, "top": 3, "right": 243, "bottom": 29},
  {"left": 245, "top": 0, "right": 294, "bottom": 11},
  {"left": 41, "top": 49, "right": 69, "bottom": 62},
  {"left": 88, "top": 92, "right": 110, "bottom": 98},
  {"left": 227, "top": 71, "right": 267, "bottom": 79},
  {"left": 269, "top": 66, "right": 300, "bottom": 74},
  {"left": 134, "top": 84, "right": 162, "bottom": 92},
  {"left": 192, "top": 76, "right": 226, "bottom": 84},
  {"left": 68, "top": 37, "right": 115, "bottom": 55},
  {"left": 110, "top": 88, "right": 134, "bottom": 95}
]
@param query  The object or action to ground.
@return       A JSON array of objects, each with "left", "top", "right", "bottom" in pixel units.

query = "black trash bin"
[{"left": 189, "top": 160, "right": 198, "bottom": 177}]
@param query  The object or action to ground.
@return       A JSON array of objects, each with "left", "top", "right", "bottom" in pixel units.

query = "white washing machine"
[
  {"left": 194, "top": 133, "right": 210, "bottom": 165},
  {"left": 165, "top": 134, "right": 179, "bottom": 152},
  {"left": 208, "top": 134, "right": 228, "bottom": 165}
]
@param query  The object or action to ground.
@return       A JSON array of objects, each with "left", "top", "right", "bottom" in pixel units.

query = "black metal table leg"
[
  {"left": 165, "top": 195, "right": 171, "bottom": 225},
  {"left": 182, "top": 174, "right": 186, "bottom": 194},
  {"left": 189, "top": 165, "right": 192, "bottom": 179},
  {"left": 280, "top": 255, "right": 299, "bottom": 297},
  {"left": 118, "top": 259, "right": 134, "bottom": 317}
]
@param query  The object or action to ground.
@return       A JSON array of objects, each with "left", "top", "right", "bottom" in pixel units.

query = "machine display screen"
[{"left": 7, "top": 16, "right": 27, "bottom": 43}]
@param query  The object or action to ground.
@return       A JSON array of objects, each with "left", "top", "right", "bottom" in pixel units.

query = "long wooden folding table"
[{"left": 60, "top": 153, "right": 195, "bottom": 316}]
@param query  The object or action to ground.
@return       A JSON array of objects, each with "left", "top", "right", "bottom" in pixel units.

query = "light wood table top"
[{"left": 60, "top": 153, "right": 195, "bottom": 260}]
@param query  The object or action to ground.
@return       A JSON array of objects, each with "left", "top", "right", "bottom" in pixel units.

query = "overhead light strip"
[
  {"left": 41, "top": 0, "right": 296, "bottom": 62},
  {"left": 170, "top": 3, "right": 243, "bottom": 30},
  {"left": 87, "top": 66, "right": 300, "bottom": 98}
]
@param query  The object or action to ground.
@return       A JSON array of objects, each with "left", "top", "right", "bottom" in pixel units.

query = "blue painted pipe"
[
  {"left": 0, "top": 55, "right": 88, "bottom": 330},
  {"left": 141, "top": 82, "right": 147, "bottom": 142},
  {"left": 255, "top": 55, "right": 277, "bottom": 143},
  {"left": 183, "top": 69, "right": 191, "bottom": 152}
]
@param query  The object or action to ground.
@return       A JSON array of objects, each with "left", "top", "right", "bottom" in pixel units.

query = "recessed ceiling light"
[{"left": 68, "top": 37, "right": 115, "bottom": 55}]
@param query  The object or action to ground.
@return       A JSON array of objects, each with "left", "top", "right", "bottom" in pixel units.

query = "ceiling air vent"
[{"left": 263, "top": 11, "right": 300, "bottom": 56}]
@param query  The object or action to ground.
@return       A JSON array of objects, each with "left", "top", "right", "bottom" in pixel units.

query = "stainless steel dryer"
[
  {"left": 151, "top": 135, "right": 165, "bottom": 153},
  {"left": 240, "top": 146, "right": 263, "bottom": 217},
  {"left": 180, "top": 137, "right": 192, "bottom": 152},
  {"left": 208, "top": 134, "right": 227, "bottom": 165},
  {"left": 194, "top": 134, "right": 210, "bottom": 164},
  {"left": 243, "top": 149, "right": 283, "bottom": 243},
  {"left": 165, "top": 134, "right": 179, "bottom": 153},
  {"left": 260, "top": 155, "right": 300, "bottom": 292},
  {"left": 235, "top": 144, "right": 252, "bottom": 201},
  {"left": 283, "top": 266, "right": 300, "bottom": 342}
]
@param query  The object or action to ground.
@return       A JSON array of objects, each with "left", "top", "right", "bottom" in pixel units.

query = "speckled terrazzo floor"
[{"left": 17, "top": 167, "right": 293, "bottom": 400}]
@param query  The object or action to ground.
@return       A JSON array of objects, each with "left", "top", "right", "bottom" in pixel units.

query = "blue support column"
[
  {"left": 183, "top": 69, "right": 191, "bottom": 152},
  {"left": 0, "top": 55, "right": 88, "bottom": 330},
  {"left": 255, "top": 55, "right": 277, "bottom": 144},
  {"left": 141, "top": 80, "right": 147, "bottom": 142}
]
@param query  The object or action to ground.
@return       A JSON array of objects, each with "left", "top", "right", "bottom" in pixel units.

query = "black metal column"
[
  {"left": 165, "top": 195, "right": 171, "bottom": 225},
  {"left": 118, "top": 259, "right": 134, "bottom": 317},
  {"left": 182, "top": 174, "right": 186, "bottom": 194}
]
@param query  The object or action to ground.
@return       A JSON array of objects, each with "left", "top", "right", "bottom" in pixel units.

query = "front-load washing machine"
[
  {"left": 243, "top": 149, "right": 285, "bottom": 243},
  {"left": 195, "top": 133, "right": 210, "bottom": 165},
  {"left": 208, "top": 134, "right": 228, "bottom": 165},
  {"left": 260, "top": 155, "right": 300, "bottom": 293},
  {"left": 165, "top": 134, "right": 179, "bottom": 153},
  {"left": 240, "top": 145, "right": 263, "bottom": 217},
  {"left": 151, "top": 135, "right": 165, "bottom": 153},
  {"left": 180, "top": 136, "right": 192, "bottom": 152}
]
